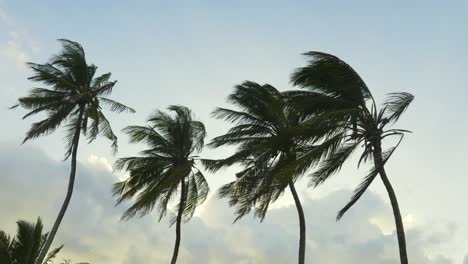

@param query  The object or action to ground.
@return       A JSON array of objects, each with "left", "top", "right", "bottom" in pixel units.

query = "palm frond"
[
  {"left": 99, "top": 97, "right": 135, "bottom": 113},
  {"left": 336, "top": 165, "right": 379, "bottom": 221},
  {"left": 311, "top": 141, "right": 360, "bottom": 186},
  {"left": 291, "top": 51, "right": 372, "bottom": 104},
  {"left": 23, "top": 104, "right": 76, "bottom": 143},
  {"left": 11, "top": 218, "right": 44, "bottom": 264},
  {"left": 44, "top": 244, "right": 63, "bottom": 263},
  {"left": 97, "top": 111, "right": 118, "bottom": 154},
  {"left": 383, "top": 92, "right": 414, "bottom": 123},
  {"left": 0, "top": 231, "right": 12, "bottom": 264},
  {"left": 337, "top": 135, "right": 403, "bottom": 220}
]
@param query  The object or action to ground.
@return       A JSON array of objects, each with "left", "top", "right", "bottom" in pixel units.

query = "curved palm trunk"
[
  {"left": 171, "top": 179, "right": 186, "bottom": 264},
  {"left": 289, "top": 181, "right": 306, "bottom": 264},
  {"left": 35, "top": 108, "right": 84, "bottom": 264},
  {"left": 373, "top": 141, "right": 408, "bottom": 264}
]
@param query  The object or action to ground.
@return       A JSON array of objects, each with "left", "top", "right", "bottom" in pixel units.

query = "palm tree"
[
  {"left": 113, "top": 105, "right": 209, "bottom": 264},
  {"left": 203, "top": 82, "right": 318, "bottom": 264},
  {"left": 290, "top": 51, "right": 414, "bottom": 264},
  {"left": 0, "top": 218, "right": 63, "bottom": 264},
  {"left": 11, "top": 39, "right": 135, "bottom": 264}
]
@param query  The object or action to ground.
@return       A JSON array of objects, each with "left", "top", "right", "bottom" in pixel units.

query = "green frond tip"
[
  {"left": 383, "top": 92, "right": 414, "bottom": 123},
  {"left": 44, "top": 244, "right": 64, "bottom": 263}
]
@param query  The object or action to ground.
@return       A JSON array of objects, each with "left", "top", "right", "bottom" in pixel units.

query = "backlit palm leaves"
[
  {"left": 0, "top": 218, "right": 63, "bottom": 264},
  {"left": 204, "top": 82, "right": 316, "bottom": 264},
  {"left": 113, "top": 105, "right": 208, "bottom": 264},
  {"left": 291, "top": 51, "right": 414, "bottom": 264},
  {"left": 12, "top": 39, "right": 134, "bottom": 264}
]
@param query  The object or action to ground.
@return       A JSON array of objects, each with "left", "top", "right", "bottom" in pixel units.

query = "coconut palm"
[
  {"left": 11, "top": 39, "right": 135, "bottom": 264},
  {"left": 290, "top": 51, "right": 414, "bottom": 264},
  {"left": 113, "top": 105, "right": 209, "bottom": 264},
  {"left": 203, "top": 82, "right": 318, "bottom": 264},
  {"left": 0, "top": 218, "right": 63, "bottom": 264}
]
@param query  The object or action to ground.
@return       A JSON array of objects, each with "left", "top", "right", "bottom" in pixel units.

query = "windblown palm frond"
[
  {"left": 291, "top": 51, "right": 372, "bottom": 105},
  {"left": 383, "top": 92, "right": 414, "bottom": 123},
  {"left": 0, "top": 231, "right": 12, "bottom": 264}
]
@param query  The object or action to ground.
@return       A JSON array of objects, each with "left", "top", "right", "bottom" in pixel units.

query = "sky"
[{"left": 0, "top": 0, "right": 467, "bottom": 263}]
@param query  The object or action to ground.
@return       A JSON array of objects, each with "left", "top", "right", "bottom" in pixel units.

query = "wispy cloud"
[
  {"left": 0, "top": 7, "right": 11, "bottom": 25},
  {"left": 0, "top": 7, "right": 39, "bottom": 68},
  {"left": 1, "top": 31, "right": 29, "bottom": 66}
]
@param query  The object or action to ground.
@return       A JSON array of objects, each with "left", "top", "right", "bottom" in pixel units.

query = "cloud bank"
[{"left": 0, "top": 143, "right": 455, "bottom": 263}]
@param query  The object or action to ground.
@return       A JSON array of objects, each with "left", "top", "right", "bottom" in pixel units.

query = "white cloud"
[
  {"left": 1, "top": 32, "right": 28, "bottom": 66},
  {"left": 87, "top": 154, "right": 113, "bottom": 173},
  {"left": 0, "top": 8, "right": 39, "bottom": 68},
  {"left": 0, "top": 143, "right": 458, "bottom": 263}
]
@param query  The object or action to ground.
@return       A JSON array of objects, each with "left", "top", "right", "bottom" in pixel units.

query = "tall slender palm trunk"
[
  {"left": 373, "top": 141, "right": 408, "bottom": 264},
  {"left": 35, "top": 108, "right": 84, "bottom": 264},
  {"left": 171, "top": 179, "right": 186, "bottom": 264},
  {"left": 289, "top": 181, "right": 306, "bottom": 264}
]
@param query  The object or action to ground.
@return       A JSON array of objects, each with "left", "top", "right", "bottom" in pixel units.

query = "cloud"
[
  {"left": 0, "top": 8, "right": 39, "bottom": 67},
  {"left": 0, "top": 143, "right": 456, "bottom": 263},
  {"left": 87, "top": 154, "right": 113, "bottom": 173},
  {"left": 0, "top": 7, "right": 10, "bottom": 24},
  {"left": 0, "top": 31, "right": 33, "bottom": 67}
]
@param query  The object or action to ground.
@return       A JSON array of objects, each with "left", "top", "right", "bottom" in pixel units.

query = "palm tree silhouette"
[
  {"left": 204, "top": 82, "right": 319, "bottom": 264},
  {"left": 0, "top": 218, "right": 63, "bottom": 264},
  {"left": 291, "top": 51, "right": 414, "bottom": 264},
  {"left": 12, "top": 39, "right": 134, "bottom": 264},
  {"left": 113, "top": 105, "right": 209, "bottom": 264}
]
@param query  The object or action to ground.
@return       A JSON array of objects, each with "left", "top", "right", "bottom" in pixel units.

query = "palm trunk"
[
  {"left": 373, "top": 141, "right": 408, "bottom": 264},
  {"left": 171, "top": 179, "right": 186, "bottom": 264},
  {"left": 35, "top": 108, "right": 84, "bottom": 264},
  {"left": 289, "top": 181, "right": 306, "bottom": 264}
]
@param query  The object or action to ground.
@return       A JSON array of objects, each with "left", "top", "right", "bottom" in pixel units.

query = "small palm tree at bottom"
[{"left": 0, "top": 218, "right": 63, "bottom": 264}]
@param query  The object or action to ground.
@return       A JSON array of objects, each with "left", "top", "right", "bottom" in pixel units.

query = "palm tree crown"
[
  {"left": 205, "top": 81, "right": 313, "bottom": 220},
  {"left": 13, "top": 39, "right": 135, "bottom": 158},
  {"left": 113, "top": 105, "right": 209, "bottom": 221},
  {"left": 0, "top": 218, "right": 63, "bottom": 264},
  {"left": 290, "top": 51, "right": 414, "bottom": 218}
]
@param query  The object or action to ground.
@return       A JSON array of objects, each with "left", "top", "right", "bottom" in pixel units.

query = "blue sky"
[{"left": 1, "top": 0, "right": 467, "bottom": 263}]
